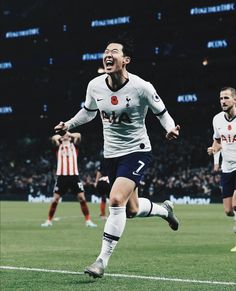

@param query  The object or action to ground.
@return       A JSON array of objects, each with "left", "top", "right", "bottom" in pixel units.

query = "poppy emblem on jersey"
[
  {"left": 228, "top": 124, "right": 232, "bottom": 130},
  {"left": 111, "top": 96, "right": 118, "bottom": 105}
]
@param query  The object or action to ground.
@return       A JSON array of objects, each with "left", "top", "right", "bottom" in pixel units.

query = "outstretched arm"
[
  {"left": 54, "top": 107, "right": 97, "bottom": 135},
  {"left": 156, "top": 111, "right": 180, "bottom": 140}
]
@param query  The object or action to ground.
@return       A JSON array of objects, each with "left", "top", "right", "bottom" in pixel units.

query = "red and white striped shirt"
[{"left": 56, "top": 141, "right": 79, "bottom": 175}]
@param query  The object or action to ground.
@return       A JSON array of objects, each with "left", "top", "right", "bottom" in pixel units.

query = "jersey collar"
[
  {"left": 224, "top": 113, "right": 236, "bottom": 122},
  {"left": 105, "top": 76, "right": 129, "bottom": 92}
]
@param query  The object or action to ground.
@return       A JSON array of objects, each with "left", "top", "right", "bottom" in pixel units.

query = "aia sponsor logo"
[
  {"left": 221, "top": 134, "right": 236, "bottom": 144},
  {"left": 101, "top": 110, "right": 131, "bottom": 124}
]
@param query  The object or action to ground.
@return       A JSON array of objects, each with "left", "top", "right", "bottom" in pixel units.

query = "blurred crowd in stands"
[{"left": 0, "top": 129, "right": 222, "bottom": 202}]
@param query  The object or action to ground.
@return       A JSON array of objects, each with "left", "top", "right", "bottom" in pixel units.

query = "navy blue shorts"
[
  {"left": 221, "top": 170, "right": 236, "bottom": 198},
  {"left": 104, "top": 151, "right": 153, "bottom": 187}
]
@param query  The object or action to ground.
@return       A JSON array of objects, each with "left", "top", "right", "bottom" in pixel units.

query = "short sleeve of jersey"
[
  {"left": 142, "top": 81, "right": 166, "bottom": 114},
  {"left": 213, "top": 115, "right": 220, "bottom": 139},
  {"left": 84, "top": 81, "right": 98, "bottom": 110}
]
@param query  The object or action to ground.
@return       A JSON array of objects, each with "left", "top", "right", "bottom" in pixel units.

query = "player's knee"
[
  {"left": 126, "top": 208, "right": 137, "bottom": 218},
  {"left": 77, "top": 192, "right": 86, "bottom": 202},
  {"left": 53, "top": 196, "right": 60, "bottom": 203},
  {"left": 110, "top": 197, "right": 123, "bottom": 207},
  {"left": 78, "top": 197, "right": 86, "bottom": 203}
]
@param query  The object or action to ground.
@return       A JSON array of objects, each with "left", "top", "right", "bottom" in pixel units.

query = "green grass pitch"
[{"left": 1, "top": 201, "right": 236, "bottom": 290}]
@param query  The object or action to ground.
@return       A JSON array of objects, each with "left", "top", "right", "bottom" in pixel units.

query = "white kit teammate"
[
  {"left": 55, "top": 35, "right": 180, "bottom": 277},
  {"left": 207, "top": 86, "right": 236, "bottom": 252}
]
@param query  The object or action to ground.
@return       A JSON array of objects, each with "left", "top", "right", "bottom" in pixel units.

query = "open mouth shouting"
[{"left": 104, "top": 58, "right": 114, "bottom": 71}]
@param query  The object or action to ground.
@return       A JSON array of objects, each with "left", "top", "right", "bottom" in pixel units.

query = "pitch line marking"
[{"left": 1, "top": 266, "right": 236, "bottom": 286}]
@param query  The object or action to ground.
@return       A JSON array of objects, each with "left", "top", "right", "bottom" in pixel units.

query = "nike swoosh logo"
[
  {"left": 97, "top": 99, "right": 103, "bottom": 101},
  {"left": 132, "top": 171, "right": 141, "bottom": 176}
]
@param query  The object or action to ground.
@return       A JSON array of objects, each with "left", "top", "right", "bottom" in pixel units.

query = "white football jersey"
[
  {"left": 213, "top": 111, "right": 236, "bottom": 172},
  {"left": 84, "top": 72, "right": 167, "bottom": 158}
]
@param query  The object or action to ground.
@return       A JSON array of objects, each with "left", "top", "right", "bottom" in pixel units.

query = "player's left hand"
[{"left": 166, "top": 125, "right": 180, "bottom": 140}]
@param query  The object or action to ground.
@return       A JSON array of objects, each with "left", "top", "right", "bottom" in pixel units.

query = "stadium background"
[{"left": 0, "top": 0, "right": 235, "bottom": 202}]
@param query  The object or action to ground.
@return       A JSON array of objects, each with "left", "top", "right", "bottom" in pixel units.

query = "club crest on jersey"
[
  {"left": 228, "top": 124, "right": 232, "bottom": 130},
  {"left": 126, "top": 97, "right": 131, "bottom": 107},
  {"left": 152, "top": 94, "right": 160, "bottom": 102},
  {"left": 111, "top": 96, "right": 118, "bottom": 105}
]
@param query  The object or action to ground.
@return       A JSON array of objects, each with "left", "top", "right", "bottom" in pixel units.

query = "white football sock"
[
  {"left": 97, "top": 206, "right": 126, "bottom": 268},
  {"left": 233, "top": 210, "right": 236, "bottom": 221},
  {"left": 136, "top": 197, "right": 168, "bottom": 217}
]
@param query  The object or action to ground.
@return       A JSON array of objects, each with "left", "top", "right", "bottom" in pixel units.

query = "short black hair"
[{"left": 106, "top": 33, "right": 134, "bottom": 58}]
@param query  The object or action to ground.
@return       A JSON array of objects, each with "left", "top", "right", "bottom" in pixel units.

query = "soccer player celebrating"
[
  {"left": 41, "top": 131, "right": 97, "bottom": 228},
  {"left": 207, "top": 86, "right": 236, "bottom": 252},
  {"left": 55, "top": 35, "right": 180, "bottom": 277}
]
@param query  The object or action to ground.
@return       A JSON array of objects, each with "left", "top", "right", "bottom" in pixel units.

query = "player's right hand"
[{"left": 54, "top": 121, "right": 68, "bottom": 136}]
